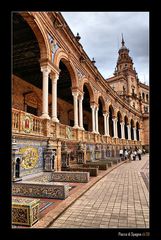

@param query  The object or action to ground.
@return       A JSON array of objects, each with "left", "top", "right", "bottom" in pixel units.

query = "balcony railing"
[{"left": 12, "top": 108, "right": 141, "bottom": 146}]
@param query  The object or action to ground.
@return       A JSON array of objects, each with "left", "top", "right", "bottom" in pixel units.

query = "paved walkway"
[{"left": 49, "top": 154, "right": 149, "bottom": 228}]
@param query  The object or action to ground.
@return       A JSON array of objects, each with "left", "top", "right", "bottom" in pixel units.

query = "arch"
[
  {"left": 117, "top": 111, "right": 123, "bottom": 122},
  {"left": 81, "top": 79, "right": 95, "bottom": 103},
  {"left": 142, "top": 92, "right": 145, "bottom": 100},
  {"left": 136, "top": 121, "right": 140, "bottom": 141},
  {"left": 130, "top": 119, "right": 135, "bottom": 140},
  {"left": 124, "top": 115, "right": 129, "bottom": 139},
  {"left": 117, "top": 111, "right": 122, "bottom": 138},
  {"left": 20, "top": 12, "right": 50, "bottom": 60},
  {"left": 109, "top": 105, "right": 114, "bottom": 137},
  {"left": 54, "top": 49, "right": 78, "bottom": 88},
  {"left": 109, "top": 104, "right": 115, "bottom": 117},
  {"left": 97, "top": 95, "right": 107, "bottom": 112}
]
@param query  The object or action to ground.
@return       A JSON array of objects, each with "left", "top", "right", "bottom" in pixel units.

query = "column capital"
[
  {"left": 72, "top": 91, "right": 79, "bottom": 97},
  {"left": 50, "top": 72, "right": 59, "bottom": 82},
  {"left": 41, "top": 65, "right": 51, "bottom": 74},
  {"left": 78, "top": 94, "right": 84, "bottom": 101},
  {"left": 103, "top": 113, "right": 107, "bottom": 117},
  {"left": 90, "top": 104, "right": 96, "bottom": 109},
  {"left": 112, "top": 117, "right": 117, "bottom": 122}
]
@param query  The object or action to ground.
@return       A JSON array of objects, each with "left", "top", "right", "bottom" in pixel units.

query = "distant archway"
[
  {"left": 131, "top": 119, "right": 134, "bottom": 140},
  {"left": 124, "top": 116, "right": 128, "bottom": 139},
  {"left": 109, "top": 105, "right": 114, "bottom": 137},
  {"left": 117, "top": 111, "right": 122, "bottom": 138}
]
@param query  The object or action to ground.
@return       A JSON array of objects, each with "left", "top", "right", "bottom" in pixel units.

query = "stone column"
[
  {"left": 95, "top": 106, "right": 99, "bottom": 133},
  {"left": 120, "top": 122, "right": 125, "bottom": 139},
  {"left": 41, "top": 67, "right": 51, "bottom": 119},
  {"left": 91, "top": 105, "right": 96, "bottom": 133},
  {"left": 112, "top": 118, "right": 118, "bottom": 138},
  {"left": 106, "top": 114, "right": 110, "bottom": 136},
  {"left": 127, "top": 124, "right": 131, "bottom": 140},
  {"left": 133, "top": 127, "right": 137, "bottom": 141},
  {"left": 79, "top": 94, "right": 84, "bottom": 129},
  {"left": 72, "top": 92, "right": 79, "bottom": 128},
  {"left": 103, "top": 113, "right": 107, "bottom": 135},
  {"left": 51, "top": 73, "right": 59, "bottom": 122}
]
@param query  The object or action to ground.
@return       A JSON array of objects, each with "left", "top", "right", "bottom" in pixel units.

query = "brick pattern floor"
[{"left": 50, "top": 154, "right": 149, "bottom": 228}]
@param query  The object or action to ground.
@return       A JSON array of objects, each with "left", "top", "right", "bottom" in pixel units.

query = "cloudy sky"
[{"left": 61, "top": 12, "right": 149, "bottom": 85}]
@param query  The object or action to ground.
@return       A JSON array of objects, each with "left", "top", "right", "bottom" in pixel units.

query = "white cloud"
[{"left": 61, "top": 12, "right": 149, "bottom": 85}]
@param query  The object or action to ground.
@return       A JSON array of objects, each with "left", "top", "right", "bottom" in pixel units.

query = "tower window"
[{"left": 142, "top": 92, "right": 145, "bottom": 100}]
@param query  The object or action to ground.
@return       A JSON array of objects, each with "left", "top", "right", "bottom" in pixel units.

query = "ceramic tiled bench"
[
  {"left": 51, "top": 171, "right": 90, "bottom": 183},
  {"left": 12, "top": 181, "right": 69, "bottom": 199},
  {"left": 12, "top": 196, "right": 40, "bottom": 227},
  {"left": 66, "top": 167, "right": 98, "bottom": 177}
]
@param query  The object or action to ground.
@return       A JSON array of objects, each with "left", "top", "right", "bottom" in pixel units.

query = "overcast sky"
[{"left": 61, "top": 12, "right": 149, "bottom": 85}]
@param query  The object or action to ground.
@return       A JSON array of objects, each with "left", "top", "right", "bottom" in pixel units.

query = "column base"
[
  {"left": 51, "top": 117, "right": 59, "bottom": 123},
  {"left": 41, "top": 113, "right": 50, "bottom": 120},
  {"left": 79, "top": 127, "right": 84, "bottom": 130},
  {"left": 73, "top": 125, "right": 79, "bottom": 129}
]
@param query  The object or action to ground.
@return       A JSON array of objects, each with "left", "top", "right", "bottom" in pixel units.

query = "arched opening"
[
  {"left": 98, "top": 98, "right": 104, "bottom": 135},
  {"left": 142, "top": 92, "right": 145, "bottom": 100},
  {"left": 109, "top": 105, "right": 114, "bottom": 137},
  {"left": 117, "top": 112, "right": 122, "bottom": 138},
  {"left": 131, "top": 119, "right": 134, "bottom": 140},
  {"left": 15, "top": 158, "right": 21, "bottom": 178},
  {"left": 136, "top": 122, "right": 140, "bottom": 141},
  {"left": 124, "top": 116, "right": 128, "bottom": 139},
  {"left": 54, "top": 60, "right": 73, "bottom": 126},
  {"left": 13, "top": 13, "right": 42, "bottom": 115},
  {"left": 83, "top": 84, "right": 92, "bottom": 131},
  {"left": 146, "top": 94, "right": 148, "bottom": 102}
]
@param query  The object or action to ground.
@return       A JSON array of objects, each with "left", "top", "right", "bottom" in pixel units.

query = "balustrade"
[{"left": 12, "top": 108, "right": 142, "bottom": 146}]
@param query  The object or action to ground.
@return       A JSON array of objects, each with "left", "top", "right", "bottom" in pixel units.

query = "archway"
[
  {"left": 98, "top": 97, "right": 104, "bottom": 135},
  {"left": 82, "top": 84, "right": 92, "bottom": 131},
  {"left": 136, "top": 121, "right": 140, "bottom": 141},
  {"left": 13, "top": 13, "right": 42, "bottom": 116},
  {"left": 117, "top": 111, "right": 122, "bottom": 138},
  {"left": 109, "top": 105, "right": 114, "bottom": 137},
  {"left": 131, "top": 119, "right": 134, "bottom": 140},
  {"left": 124, "top": 116, "right": 128, "bottom": 139}
]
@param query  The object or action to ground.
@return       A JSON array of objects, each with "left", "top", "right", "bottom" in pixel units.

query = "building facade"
[{"left": 12, "top": 12, "right": 149, "bottom": 179}]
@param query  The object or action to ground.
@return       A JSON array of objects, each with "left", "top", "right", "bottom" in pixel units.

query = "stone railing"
[
  {"left": 12, "top": 108, "right": 141, "bottom": 146},
  {"left": 12, "top": 108, "right": 44, "bottom": 136}
]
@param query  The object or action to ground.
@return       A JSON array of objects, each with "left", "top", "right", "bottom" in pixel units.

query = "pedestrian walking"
[
  {"left": 137, "top": 148, "right": 142, "bottom": 160},
  {"left": 119, "top": 149, "right": 124, "bottom": 160},
  {"left": 124, "top": 149, "right": 128, "bottom": 160},
  {"left": 133, "top": 150, "right": 137, "bottom": 161}
]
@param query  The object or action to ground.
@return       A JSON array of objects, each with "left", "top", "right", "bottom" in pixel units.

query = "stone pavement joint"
[
  {"left": 32, "top": 160, "right": 127, "bottom": 228},
  {"left": 48, "top": 154, "right": 149, "bottom": 229}
]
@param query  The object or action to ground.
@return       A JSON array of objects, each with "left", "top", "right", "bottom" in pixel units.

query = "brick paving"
[{"left": 49, "top": 154, "right": 149, "bottom": 229}]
